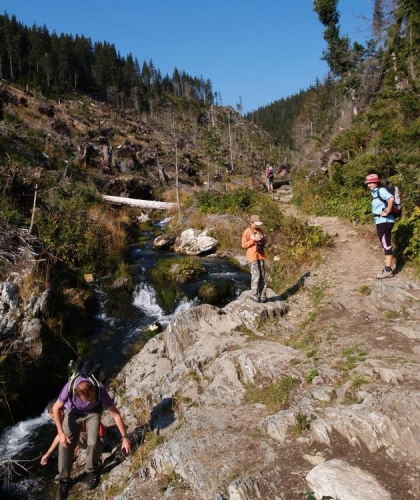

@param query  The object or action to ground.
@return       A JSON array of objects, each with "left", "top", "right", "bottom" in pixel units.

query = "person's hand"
[
  {"left": 59, "top": 433, "right": 71, "bottom": 448},
  {"left": 40, "top": 453, "right": 49, "bottom": 465},
  {"left": 121, "top": 436, "right": 131, "bottom": 454}
]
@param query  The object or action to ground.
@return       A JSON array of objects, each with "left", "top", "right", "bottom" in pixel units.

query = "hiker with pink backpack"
[{"left": 365, "top": 173, "right": 402, "bottom": 279}]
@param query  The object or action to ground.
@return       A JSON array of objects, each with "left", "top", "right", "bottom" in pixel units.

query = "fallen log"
[
  {"left": 273, "top": 179, "right": 290, "bottom": 189},
  {"left": 102, "top": 195, "right": 177, "bottom": 211}
]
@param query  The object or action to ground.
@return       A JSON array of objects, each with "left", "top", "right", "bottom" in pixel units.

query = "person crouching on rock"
[
  {"left": 241, "top": 214, "right": 267, "bottom": 303},
  {"left": 51, "top": 378, "right": 131, "bottom": 499},
  {"left": 40, "top": 401, "right": 106, "bottom": 466}
]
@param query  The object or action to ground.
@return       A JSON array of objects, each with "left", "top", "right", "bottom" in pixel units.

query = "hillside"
[{"left": 0, "top": 81, "right": 289, "bottom": 429}]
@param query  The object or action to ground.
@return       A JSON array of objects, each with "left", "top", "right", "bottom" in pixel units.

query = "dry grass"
[{"left": 88, "top": 204, "right": 130, "bottom": 254}]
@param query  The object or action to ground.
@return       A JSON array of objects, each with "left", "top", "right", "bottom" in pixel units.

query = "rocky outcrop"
[
  {"left": 306, "top": 459, "right": 392, "bottom": 500},
  {"left": 95, "top": 270, "right": 420, "bottom": 500},
  {"left": 0, "top": 279, "right": 52, "bottom": 359}
]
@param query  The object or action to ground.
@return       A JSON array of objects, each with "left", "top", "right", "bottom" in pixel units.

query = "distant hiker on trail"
[
  {"left": 241, "top": 214, "right": 267, "bottom": 302},
  {"left": 40, "top": 401, "right": 106, "bottom": 466},
  {"left": 51, "top": 361, "right": 131, "bottom": 500},
  {"left": 265, "top": 164, "right": 274, "bottom": 193},
  {"left": 365, "top": 173, "right": 395, "bottom": 279}
]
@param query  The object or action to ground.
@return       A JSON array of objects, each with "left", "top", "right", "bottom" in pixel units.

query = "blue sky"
[{"left": 2, "top": 0, "right": 372, "bottom": 113}]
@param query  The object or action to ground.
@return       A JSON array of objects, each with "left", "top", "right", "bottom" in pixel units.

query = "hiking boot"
[
  {"left": 56, "top": 481, "right": 70, "bottom": 500},
  {"left": 250, "top": 295, "right": 260, "bottom": 303},
  {"left": 85, "top": 471, "right": 100, "bottom": 490},
  {"left": 376, "top": 268, "right": 393, "bottom": 279},
  {"left": 260, "top": 296, "right": 267, "bottom": 303}
]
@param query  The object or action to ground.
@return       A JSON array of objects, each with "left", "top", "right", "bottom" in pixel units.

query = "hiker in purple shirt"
[{"left": 51, "top": 375, "right": 131, "bottom": 499}]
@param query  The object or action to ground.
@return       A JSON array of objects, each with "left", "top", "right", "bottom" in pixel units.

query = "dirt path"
[
  {"left": 273, "top": 193, "right": 420, "bottom": 499},
  {"left": 277, "top": 191, "right": 415, "bottom": 328}
]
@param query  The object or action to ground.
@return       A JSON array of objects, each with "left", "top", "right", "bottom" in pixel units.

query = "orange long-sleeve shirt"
[{"left": 241, "top": 227, "right": 266, "bottom": 263}]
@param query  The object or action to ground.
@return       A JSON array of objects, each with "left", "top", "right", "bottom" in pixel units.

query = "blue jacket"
[{"left": 371, "top": 187, "right": 395, "bottom": 225}]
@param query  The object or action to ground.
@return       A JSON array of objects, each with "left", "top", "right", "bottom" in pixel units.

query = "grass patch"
[
  {"left": 350, "top": 372, "right": 373, "bottom": 389},
  {"left": 157, "top": 471, "right": 189, "bottom": 493},
  {"left": 130, "top": 430, "right": 165, "bottom": 472},
  {"left": 358, "top": 285, "right": 371, "bottom": 296},
  {"left": 244, "top": 375, "right": 296, "bottom": 413},
  {"left": 288, "top": 329, "right": 318, "bottom": 350},
  {"left": 291, "top": 411, "right": 310, "bottom": 435},
  {"left": 304, "top": 493, "right": 334, "bottom": 500},
  {"left": 305, "top": 369, "right": 319, "bottom": 382},
  {"left": 335, "top": 345, "right": 367, "bottom": 372}
]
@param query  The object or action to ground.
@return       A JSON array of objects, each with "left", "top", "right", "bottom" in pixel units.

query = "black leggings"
[{"left": 376, "top": 222, "right": 394, "bottom": 256}]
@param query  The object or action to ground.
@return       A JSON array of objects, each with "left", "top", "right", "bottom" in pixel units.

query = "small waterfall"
[
  {"left": 0, "top": 405, "right": 55, "bottom": 499},
  {"left": 93, "top": 284, "right": 116, "bottom": 326},
  {"left": 132, "top": 282, "right": 198, "bottom": 324},
  {"left": 0, "top": 407, "right": 51, "bottom": 461}
]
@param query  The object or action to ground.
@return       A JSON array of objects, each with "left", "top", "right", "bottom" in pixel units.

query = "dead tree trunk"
[{"left": 102, "top": 195, "right": 176, "bottom": 211}]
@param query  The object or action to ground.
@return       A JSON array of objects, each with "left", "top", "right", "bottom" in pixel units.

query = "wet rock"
[
  {"left": 110, "top": 277, "right": 131, "bottom": 290},
  {"left": 153, "top": 234, "right": 175, "bottom": 249}
]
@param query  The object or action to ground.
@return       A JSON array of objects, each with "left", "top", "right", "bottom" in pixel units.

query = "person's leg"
[
  {"left": 84, "top": 411, "right": 101, "bottom": 473},
  {"left": 249, "top": 261, "right": 260, "bottom": 301},
  {"left": 56, "top": 411, "right": 81, "bottom": 481},
  {"left": 376, "top": 223, "right": 394, "bottom": 277},
  {"left": 258, "top": 260, "right": 267, "bottom": 301}
]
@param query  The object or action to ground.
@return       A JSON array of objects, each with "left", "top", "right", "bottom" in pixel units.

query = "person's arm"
[
  {"left": 108, "top": 403, "right": 131, "bottom": 454},
  {"left": 52, "top": 399, "right": 71, "bottom": 448},
  {"left": 382, "top": 196, "right": 394, "bottom": 216},
  {"left": 241, "top": 228, "right": 257, "bottom": 249},
  {"left": 40, "top": 435, "right": 60, "bottom": 465}
]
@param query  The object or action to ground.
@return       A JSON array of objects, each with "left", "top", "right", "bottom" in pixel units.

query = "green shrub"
[
  {"left": 394, "top": 206, "right": 420, "bottom": 273},
  {"left": 35, "top": 209, "right": 118, "bottom": 274},
  {"left": 196, "top": 188, "right": 258, "bottom": 214}
]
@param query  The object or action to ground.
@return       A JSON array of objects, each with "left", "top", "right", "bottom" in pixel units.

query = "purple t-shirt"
[{"left": 58, "top": 377, "right": 113, "bottom": 415}]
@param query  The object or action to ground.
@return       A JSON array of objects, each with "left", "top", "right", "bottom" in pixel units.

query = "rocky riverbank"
[{"left": 76, "top": 213, "right": 420, "bottom": 500}]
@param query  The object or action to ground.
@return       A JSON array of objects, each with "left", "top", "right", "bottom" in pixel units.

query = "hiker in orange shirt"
[{"left": 241, "top": 214, "right": 267, "bottom": 302}]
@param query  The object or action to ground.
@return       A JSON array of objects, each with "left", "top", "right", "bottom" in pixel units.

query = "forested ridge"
[{"left": 0, "top": 12, "right": 214, "bottom": 108}]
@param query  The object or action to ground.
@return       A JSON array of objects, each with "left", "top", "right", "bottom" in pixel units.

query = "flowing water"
[{"left": 0, "top": 223, "right": 250, "bottom": 498}]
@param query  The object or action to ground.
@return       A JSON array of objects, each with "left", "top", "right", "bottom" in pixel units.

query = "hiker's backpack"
[
  {"left": 266, "top": 166, "right": 274, "bottom": 181},
  {"left": 376, "top": 185, "right": 402, "bottom": 218},
  {"left": 68, "top": 359, "right": 106, "bottom": 400}
]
